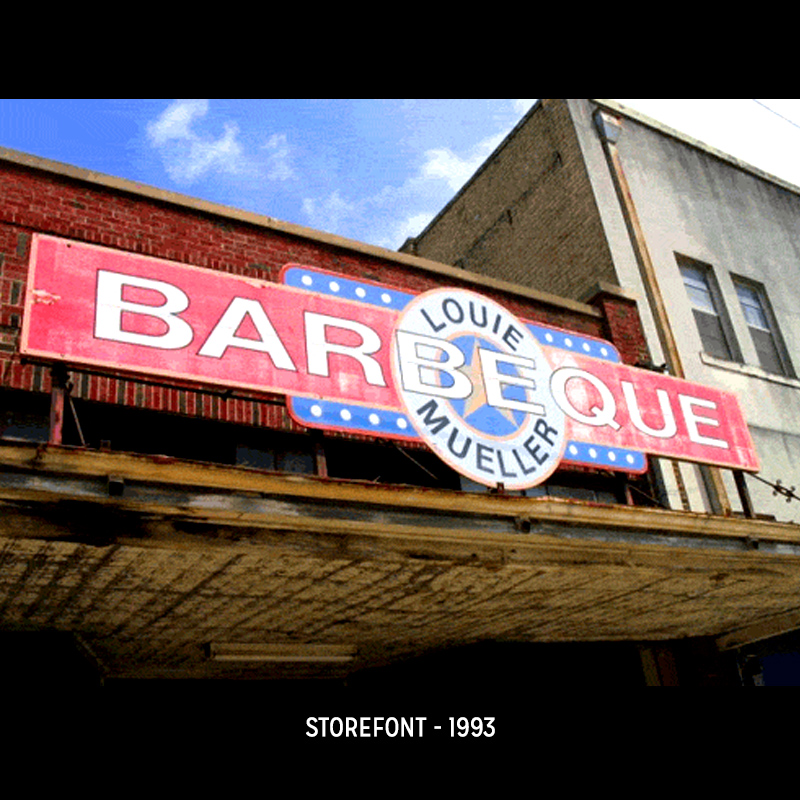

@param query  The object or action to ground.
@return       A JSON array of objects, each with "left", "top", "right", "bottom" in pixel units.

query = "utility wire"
[{"left": 752, "top": 99, "right": 800, "bottom": 132}]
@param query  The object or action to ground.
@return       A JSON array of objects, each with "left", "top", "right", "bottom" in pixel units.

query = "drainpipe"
[{"left": 593, "top": 107, "right": 732, "bottom": 516}]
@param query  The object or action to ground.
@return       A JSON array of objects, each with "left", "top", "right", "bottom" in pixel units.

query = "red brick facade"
[{"left": 0, "top": 151, "right": 647, "bottom": 448}]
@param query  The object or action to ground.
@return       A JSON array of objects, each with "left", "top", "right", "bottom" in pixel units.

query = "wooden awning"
[{"left": 1, "top": 442, "right": 799, "bottom": 681}]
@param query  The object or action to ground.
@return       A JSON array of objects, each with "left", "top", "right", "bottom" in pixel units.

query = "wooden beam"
[
  {"left": 0, "top": 442, "right": 798, "bottom": 546},
  {"left": 716, "top": 610, "right": 800, "bottom": 651}
]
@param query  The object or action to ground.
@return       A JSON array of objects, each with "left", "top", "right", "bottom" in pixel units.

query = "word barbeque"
[{"left": 21, "top": 235, "right": 759, "bottom": 489}]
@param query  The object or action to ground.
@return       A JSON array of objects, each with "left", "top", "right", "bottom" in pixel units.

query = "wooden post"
[
  {"left": 734, "top": 471, "right": 755, "bottom": 519},
  {"left": 314, "top": 439, "right": 328, "bottom": 478},
  {"left": 594, "top": 107, "right": 732, "bottom": 516},
  {"left": 48, "top": 365, "right": 71, "bottom": 445},
  {"left": 48, "top": 383, "right": 65, "bottom": 445}
]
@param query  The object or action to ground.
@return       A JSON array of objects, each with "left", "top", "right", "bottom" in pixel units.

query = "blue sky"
[{"left": 1, "top": 99, "right": 799, "bottom": 252}]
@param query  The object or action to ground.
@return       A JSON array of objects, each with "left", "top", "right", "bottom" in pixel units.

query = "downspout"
[{"left": 592, "top": 107, "right": 732, "bottom": 516}]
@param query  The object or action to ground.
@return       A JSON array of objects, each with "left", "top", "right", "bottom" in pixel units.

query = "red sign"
[{"left": 20, "top": 235, "right": 760, "bottom": 487}]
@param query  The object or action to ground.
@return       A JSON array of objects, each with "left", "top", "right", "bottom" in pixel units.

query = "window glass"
[
  {"left": 0, "top": 390, "right": 50, "bottom": 442},
  {"left": 735, "top": 282, "right": 770, "bottom": 329},
  {"left": 681, "top": 264, "right": 718, "bottom": 313}
]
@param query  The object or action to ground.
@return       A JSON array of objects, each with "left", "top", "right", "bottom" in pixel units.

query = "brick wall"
[
  {"left": 403, "top": 99, "right": 618, "bottom": 302},
  {"left": 589, "top": 287, "right": 651, "bottom": 367},
  {"left": 0, "top": 153, "right": 636, "bottom": 443}
]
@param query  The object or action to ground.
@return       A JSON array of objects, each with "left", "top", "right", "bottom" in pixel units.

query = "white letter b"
[{"left": 95, "top": 270, "right": 193, "bottom": 350}]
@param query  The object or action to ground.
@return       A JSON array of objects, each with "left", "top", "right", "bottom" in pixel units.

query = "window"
[
  {"left": 236, "top": 440, "right": 315, "bottom": 475},
  {"left": 0, "top": 389, "right": 50, "bottom": 443},
  {"left": 733, "top": 278, "right": 793, "bottom": 377},
  {"left": 677, "top": 257, "right": 738, "bottom": 361}
]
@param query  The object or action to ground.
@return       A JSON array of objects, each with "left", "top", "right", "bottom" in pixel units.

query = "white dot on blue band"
[
  {"left": 527, "top": 324, "right": 620, "bottom": 363},
  {"left": 562, "top": 441, "right": 644, "bottom": 471},
  {"left": 283, "top": 267, "right": 415, "bottom": 311}
]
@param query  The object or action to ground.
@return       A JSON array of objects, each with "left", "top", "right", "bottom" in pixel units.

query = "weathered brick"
[{"left": 0, "top": 148, "right": 649, "bottom": 446}]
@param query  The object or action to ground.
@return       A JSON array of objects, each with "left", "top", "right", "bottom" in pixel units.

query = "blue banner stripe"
[
  {"left": 283, "top": 267, "right": 415, "bottom": 311},
  {"left": 289, "top": 397, "right": 645, "bottom": 472},
  {"left": 284, "top": 266, "right": 641, "bottom": 471},
  {"left": 526, "top": 324, "right": 620, "bottom": 363},
  {"left": 291, "top": 397, "right": 413, "bottom": 438},
  {"left": 563, "top": 440, "right": 646, "bottom": 472}
]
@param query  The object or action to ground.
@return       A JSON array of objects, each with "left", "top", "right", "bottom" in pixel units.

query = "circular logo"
[{"left": 391, "top": 288, "right": 566, "bottom": 490}]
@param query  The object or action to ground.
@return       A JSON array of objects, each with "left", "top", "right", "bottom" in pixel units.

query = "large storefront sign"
[{"left": 21, "top": 235, "right": 760, "bottom": 489}]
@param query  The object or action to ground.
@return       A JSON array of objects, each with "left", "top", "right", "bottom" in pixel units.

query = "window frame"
[
  {"left": 731, "top": 275, "right": 794, "bottom": 378},
  {"left": 676, "top": 255, "right": 741, "bottom": 363}
]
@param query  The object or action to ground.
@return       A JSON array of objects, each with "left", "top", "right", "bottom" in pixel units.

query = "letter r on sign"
[{"left": 395, "top": 330, "right": 472, "bottom": 400}]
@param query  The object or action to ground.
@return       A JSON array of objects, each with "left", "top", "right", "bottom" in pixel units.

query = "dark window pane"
[
  {"left": 276, "top": 449, "right": 315, "bottom": 475},
  {"left": 751, "top": 327, "right": 785, "bottom": 375},
  {"left": 236, "top": 445, "right": 276, "bottom": 470},
  {"left": 693, "top": 309, "right": 732, "bottom": 360}
]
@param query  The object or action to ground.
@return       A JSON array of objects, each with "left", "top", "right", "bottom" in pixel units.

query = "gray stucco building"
[{"left": 402, "top": 98, "right": 800, "bottom": 523}]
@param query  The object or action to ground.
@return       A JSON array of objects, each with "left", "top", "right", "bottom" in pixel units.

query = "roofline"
[
  {"left": 0, "top": 144, "right": 600, "bottom": 319},
  {"left": 403, "top": 99, "right": 547, "bottom": 248},
  {"left": 408, "top": 99, "right": 800, "bottom": 250},
  {"left": 590, "top": 98, "right": 800, "bottom": 198}
]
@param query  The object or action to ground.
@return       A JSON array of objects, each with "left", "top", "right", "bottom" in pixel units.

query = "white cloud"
[
  {"left": 146, "top": 99, "right": 246, "bottom": 185},
  {"left": 146, "top": 98, "right": 208, "bottom": 146},
  {"left": 421, "top": 147, "right": 473, "bottom": 191},
  {"left": 262, "top": 133, "right": 295, "bottom": 181},
  {"left": 390, "top": 212, "right": 436, "bottom": 249},
  {"left": 420, "top": 133, "right": 505, "bottom": 193},
  {"left": 302, "top": 190, "right": 357, "bottom": 234}
]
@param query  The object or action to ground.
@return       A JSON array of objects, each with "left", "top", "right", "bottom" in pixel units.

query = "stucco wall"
[{"left": 571, "top": 99, "right": 800, "bottom": 522}]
